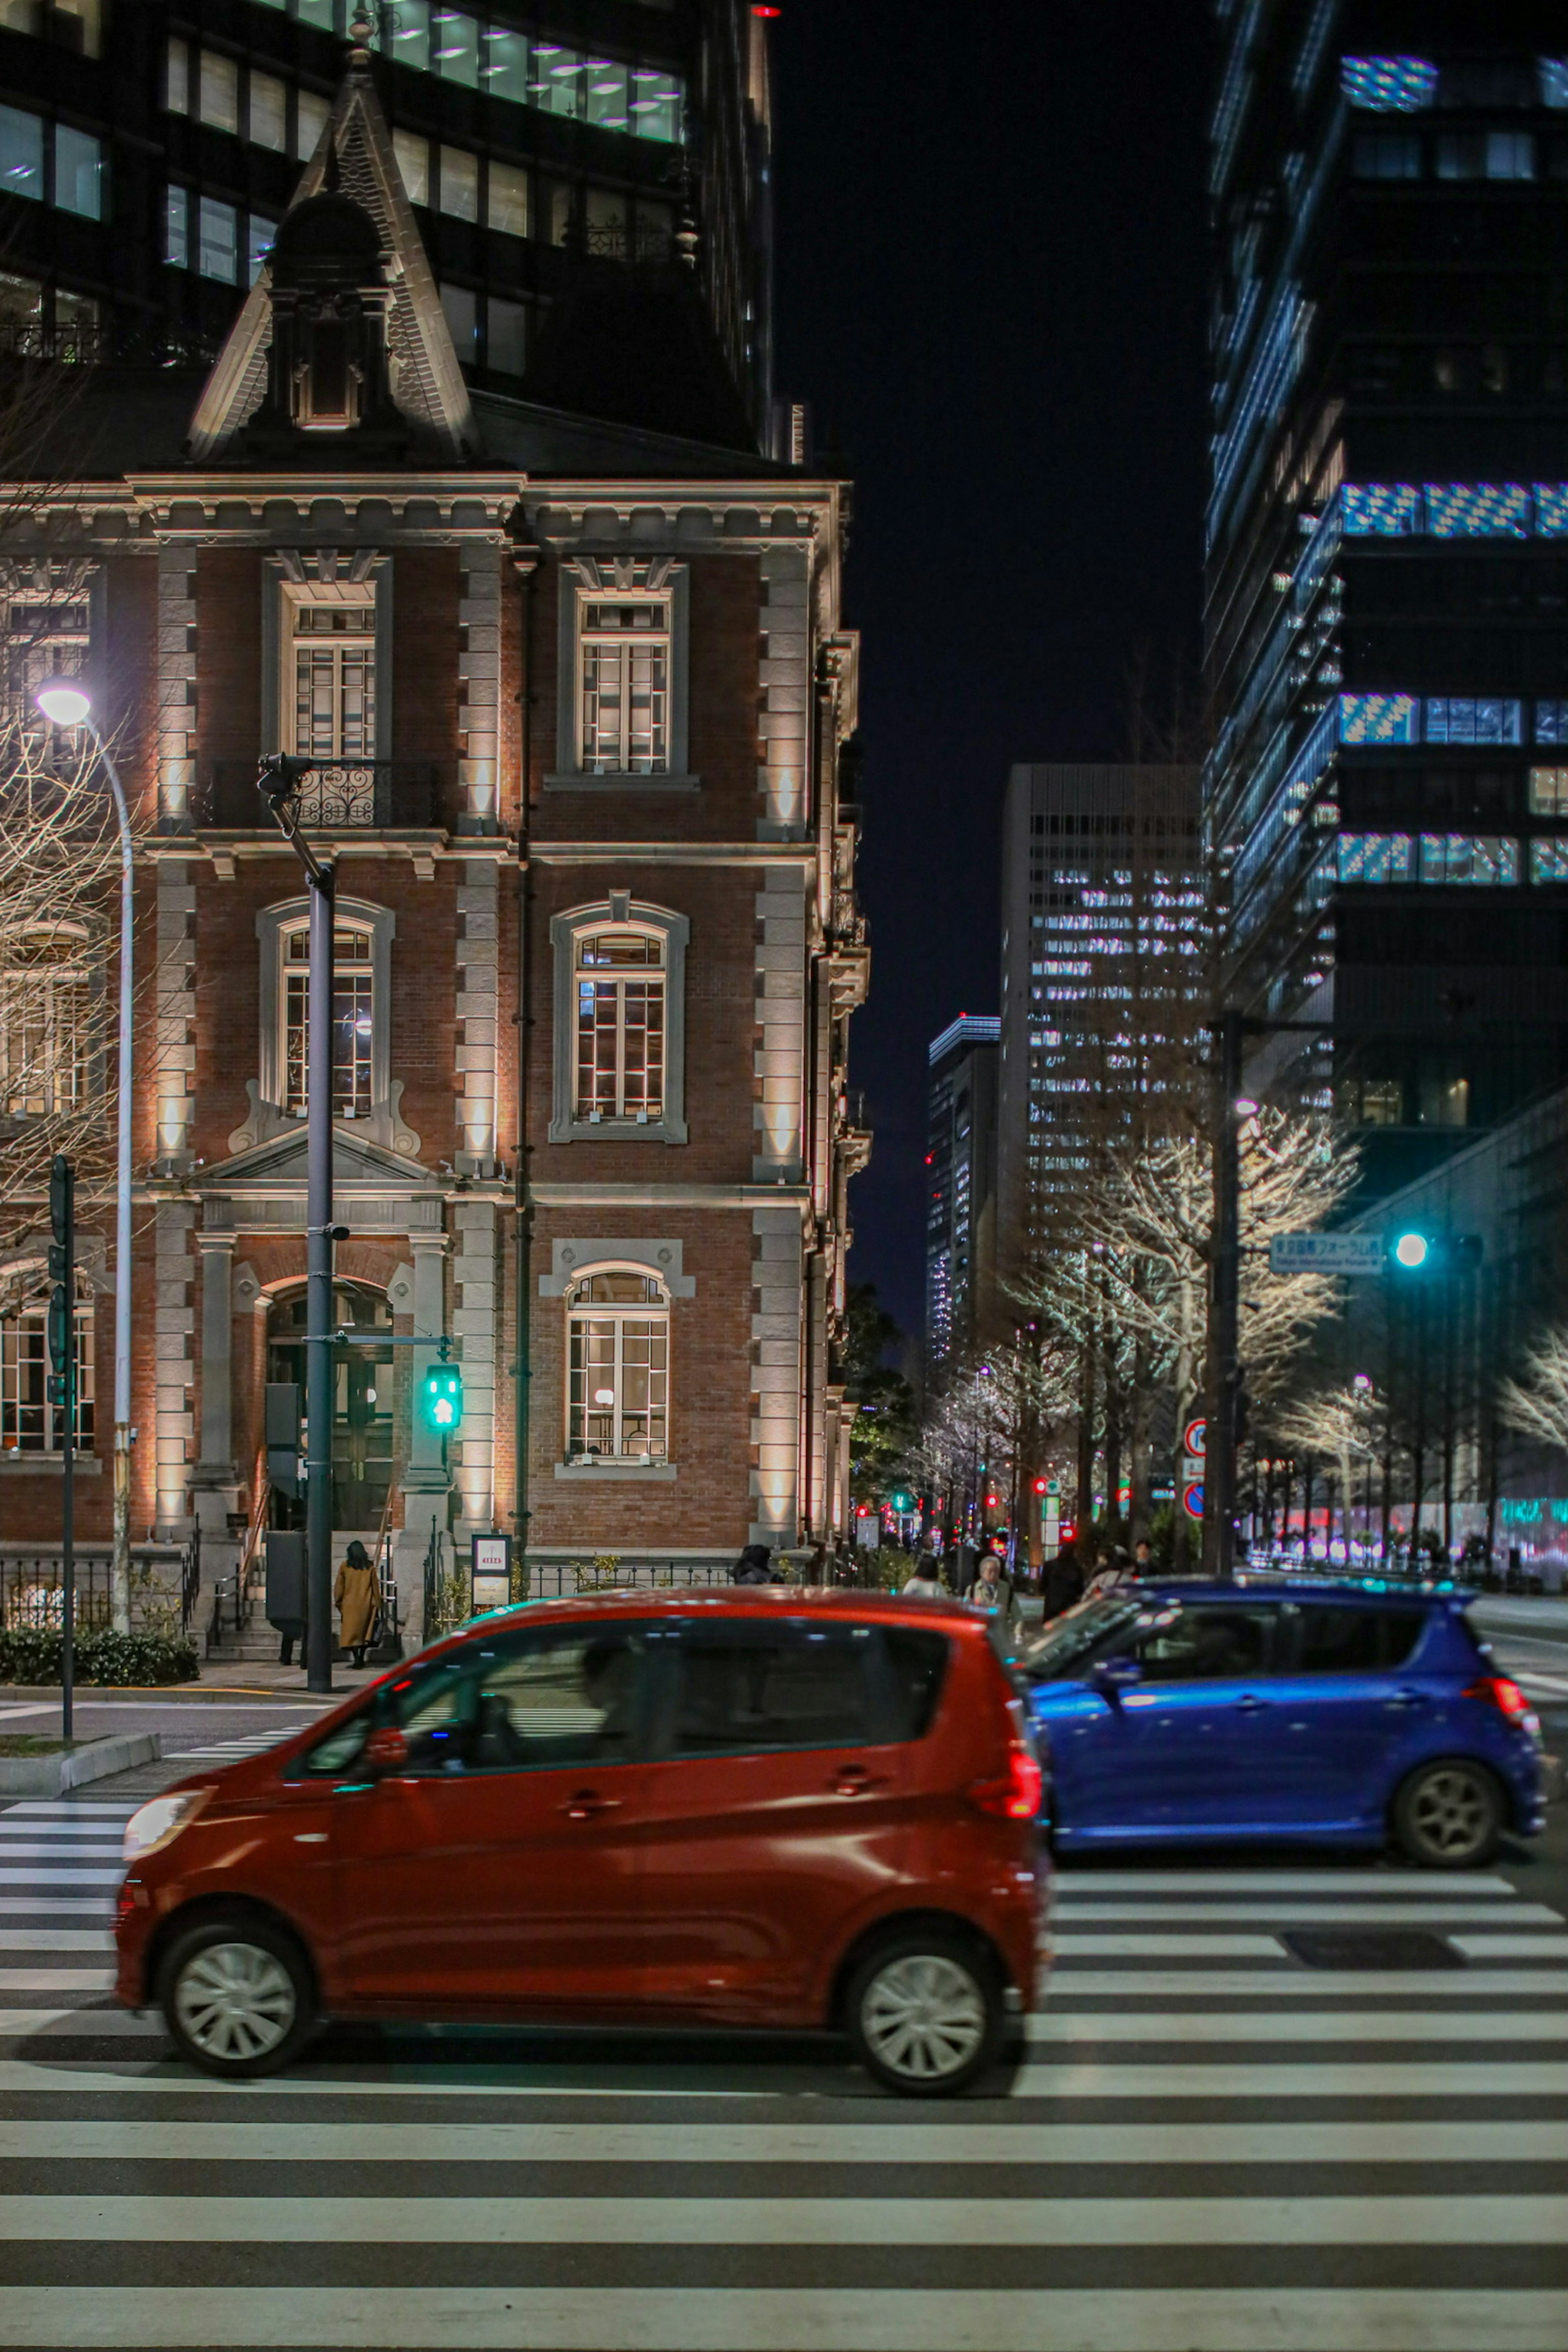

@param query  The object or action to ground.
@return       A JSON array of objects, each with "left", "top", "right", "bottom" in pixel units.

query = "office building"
[
  {"left": 0, "top": 0, "right": 774, "bottom": 440},
  {"left": 0, "top": 32, "right": 864, "bottom": 1620},
  {"left": 997, "top": 763, "right": 1205, "bottom": 1274},
  {"left": 1208, "top": 6, "right": 1568, "bottom": 1184},
  {"left": 924, "top": 1013, "right": 998, "bottom": 1376}
]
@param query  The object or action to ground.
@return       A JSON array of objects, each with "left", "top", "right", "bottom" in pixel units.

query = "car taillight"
[
  {"left": 1464, "top": 1674, "right": 1533, "bottom": 1722},
  {"left": 969, "top": 1745, "right": 1042, "bottom": 1820}
]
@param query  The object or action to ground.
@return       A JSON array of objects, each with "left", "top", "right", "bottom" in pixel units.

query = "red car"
[{"left": 116, "top": 1589, "right": 1048, "bottom": 2097}]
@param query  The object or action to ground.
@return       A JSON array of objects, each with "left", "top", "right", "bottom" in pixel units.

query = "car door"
[
  {"left": 1269, "top": 1602, "right": 1431, "bottom": 1827},
  {"left": 330, "top": 1619, "right": 654, "bottom": 2015},
  {"left": 1055, "top": 1600, "right": 1289, "bottom": 1835},
  {"left": 633, "top": 1615, "right": 913, "bottom": 2020}
]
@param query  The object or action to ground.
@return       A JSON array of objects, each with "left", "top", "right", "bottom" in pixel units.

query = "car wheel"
[
  {"left": 844, "top": 1929, "right": 1004, "bottom": 2098},
  {"left": 158, "top": 1915, "right": 317, "bottom": 2080},
  {"left": 1393, "top": 1758, "right": 1504, "bottom": 1869}
]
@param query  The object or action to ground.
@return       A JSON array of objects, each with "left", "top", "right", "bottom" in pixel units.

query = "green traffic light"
[
  {"left": 1392, "top": 1232, "right": 1430, "bottom": 1269},
  {"left": 422, "top": 1362, "right": 463, "bottom": 1432}
]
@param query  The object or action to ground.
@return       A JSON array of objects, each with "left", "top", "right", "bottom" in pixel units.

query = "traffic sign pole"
[{"left": 48, "top": 1156, "right": 76, "bottom": 1746}]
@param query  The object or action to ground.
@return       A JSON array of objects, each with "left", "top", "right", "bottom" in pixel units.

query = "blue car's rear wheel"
[{"left": 1392, "top": 1758, "right": 1503, "bottom": 1868}]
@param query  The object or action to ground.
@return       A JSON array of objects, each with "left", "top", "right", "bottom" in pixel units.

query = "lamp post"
[
  {"left": 36, "top": 680, "right": 134, "bottom": 1633},
  {"left": 258, "top": 755, "right": 336, "bottom": 1695}
]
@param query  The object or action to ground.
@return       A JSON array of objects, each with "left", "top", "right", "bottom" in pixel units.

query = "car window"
[
  {"left": 669, "top": 1622, "right": 877, "bottom": 1756},
  {"left": 1019, "top": 1594, "right": 1146, "bottom": 1682},
  {"left": 1124, "top": 1604, "right": 1279, "bottom": 1684},
  {"left": 1292, "top": 1606, "right": 1424, "bottom": 1673},
  {"left": 882, "top": 1626, "right": 949, "bottom": 1739}
]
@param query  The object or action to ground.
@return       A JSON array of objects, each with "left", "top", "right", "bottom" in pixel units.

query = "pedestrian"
[
  {"left": 1083, "top": 1546, "right": 1130, "bottom": 1600},
  {"left": 901, "top": 1552, "right": 947, "bottom": 1599},
  {"left": 732, "top": 1542, "right": 773, "bottom": 1586},
  {"left": 1133, "top": 1538, "right": 1154, "bottom": 1577},
  {"left": 334, "top": 1539, "right": 380, "bottom": 1669},
  {"left": 1041, "top": 1546, "right": 1084, "bottom": 1619},
  {"left": 969, "top": 1552, "right": 1022, "bottom": 1635}
]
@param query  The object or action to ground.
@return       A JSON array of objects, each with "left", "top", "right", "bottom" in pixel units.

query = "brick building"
[{"left": 0, "top": 40, "right": 865, "bottom": 1623}]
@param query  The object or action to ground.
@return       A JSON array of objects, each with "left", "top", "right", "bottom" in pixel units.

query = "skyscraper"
[
  {"left": 924, "top": 1014, "right": 999, "bottom": 1378},
  {"left": 996, "top": 763, "right": 1205, "bottom": 1278},
  {"left": 0, "top": 0, "right": 774, "bottom": 440},
  {"left": 1208, "top": 7, "right": 1568, "bottom": 1182}
]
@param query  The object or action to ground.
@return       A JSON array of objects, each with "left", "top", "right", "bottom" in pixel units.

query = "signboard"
[
  {"left": 1270, "top": 1232, "right": 1384, "bottom": 1276},
  {"left": 471, "top": 1532, "right": 512, "bottom": 1614},
  {"left": 1040, "top": 1483, "right": 1061, "bottom": 1561},
  {"left": 1181, "top": 1481, "right": 1205, "bottom": 1522},
  {"left": 1182, "top": 1415, "right": 1207, "bottom": 1461}
]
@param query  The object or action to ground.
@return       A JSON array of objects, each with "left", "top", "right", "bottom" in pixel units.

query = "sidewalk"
[{"left": 0, "top": 1656, "right": 388, "bottom": 1707}]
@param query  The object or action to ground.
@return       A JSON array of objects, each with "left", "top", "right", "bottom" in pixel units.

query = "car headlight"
[{"left": 122, "top": 1790, "right": 209, "bottom": 1865}]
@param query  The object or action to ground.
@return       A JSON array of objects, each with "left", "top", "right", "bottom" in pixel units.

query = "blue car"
[{"left": 1019, "top": 1578, "right": 1551, "bottom": 1866}]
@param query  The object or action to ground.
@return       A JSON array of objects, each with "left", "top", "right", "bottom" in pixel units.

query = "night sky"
[{"left": 770, "top": 0, "right": 1212, "bottom": 1340}]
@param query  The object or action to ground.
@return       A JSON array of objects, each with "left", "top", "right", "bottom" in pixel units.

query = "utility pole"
[
  {"left": 47, "top": 1154, "right": 76, "bottom": 1743},
  {"left": 1204, "top": 1009, "right": 1244, "bottom": 1578},
  {"left": 258, "top": 757, "right": 336, "bottom": 1694}
]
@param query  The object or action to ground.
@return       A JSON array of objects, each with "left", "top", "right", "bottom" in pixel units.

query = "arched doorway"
[{"left": 266, "top": 1282, "right": 395, "bottom": 1532}]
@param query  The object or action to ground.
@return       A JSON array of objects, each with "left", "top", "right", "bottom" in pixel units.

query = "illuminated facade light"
[{"left": 1340, "top": 56, "right": 1437, "bottom": 111}]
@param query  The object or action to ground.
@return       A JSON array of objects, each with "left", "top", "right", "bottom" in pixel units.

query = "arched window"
[
  {"left": 280, "top": 917, "right": 375, "bottom": 1119},
  {"left": 0, "top": 923, "right": 91, "bottom": 1117},
  {"left": 566, "top": 1270, "right": 669, "bottom": 1461},
  {"left": 575, "top": 925, "right": 666, "bottom": 1122},
  {"left": 0, "top": 1271, "right": 93, "bottom": 1454}
]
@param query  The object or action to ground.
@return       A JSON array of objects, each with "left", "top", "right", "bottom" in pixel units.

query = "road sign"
[
  {"left": 1270, "top": 1231, "right": 1385, "bottom": 1276},
  {"left": 471, "top": 1532, "right": 512, "bottom": 1615},
  {"left": 1182, "top": 1415, "right": 1207, "bottom": 1461},
  {"left": 1181, "top": 1481, "right": 1205, "bottom": 1521}
]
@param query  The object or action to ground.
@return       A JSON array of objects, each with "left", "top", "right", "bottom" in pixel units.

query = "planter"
[{"left": 0, "top": 1731, "right": 162, "bottom": 1797}]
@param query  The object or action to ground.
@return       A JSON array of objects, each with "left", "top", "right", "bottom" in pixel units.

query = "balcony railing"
[{"left": 196, "top": 762, "right": 440, "bottom": 831}]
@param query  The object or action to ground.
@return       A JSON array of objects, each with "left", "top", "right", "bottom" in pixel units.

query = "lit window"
[
  {"left": 532, "top": 42, "right": 585, "bottom": 118},
  {"left": 1417, "top": 834, "right": 1519, "bottom": 885},
  {"left": 1343, "top": 484, "right": 1421, "bottom": 534},
  {"left": 1425, "top": 483, "right": 1530, "bottom": 537},
  {"left": 3, "top": 587, "right": 90, "bottom": 733},
  {"left": 432, "top": 7, "right": 479, "bottom": 87},
  {"left": 1537, "top": 700, "right": 1568, "bottom": 744},
  {"left": 392, "top": 129, "right": 429, "bottom": 206},
  {"left": 439, "top": 144, "right": 479, "bottom": 221},
  {"left": 165, "top": 36, "right": 189, "bottom": 114},
  {"left": 630, "top": 67, "right": 682, "bottom": 143},
  {"left": 281, "top": 920, "right": 376, "bottom": 1121},
  {"left": 1424, "top": 698, "right": 1523, "bottom": 746},
  {"left": 247, "top": 214, "right": 276, "bottom": 285},
  {"left": 1, "top": 1275, "right": 93, "bottom": 1455},
  {"left": 1543, "top": 58, "right": 1568, "bottom": 109},
  {"left": 378, "top": 0, "right": 429, "bottom": 69},
  {"left": 1340, "top": 56, "right": 1437, "bottom": 111},
  {"left": 579, "top": 593, "right": 670, "bottom": 773},
  {"left": 285, "top": 592, "right": 376, "bottom": 763},
  {"left": 1352, "top": 132, "right": 1421, "bottom": 178},
  {"left": 1537, "top": 485, "right": 1568, "bottom": 535},
  {"left": 1338, "top": 692, "right": 1419, "bottom": 744},
  {"left": 249, "top": 71, "right": 287, "bottom": 154},
  {"left": 53, "top": 125, "right": 101, "bottom": 220},
  {"left": 486, "top": 159, "right": 528, "bottom": 236},
  {"left": 197, "top": 196, "right": 238, "bottom": 283},
  {"left": 164, "top": 187, "right": 187, "bottom": 267},
  {"left": 566, "top": 1270, "right": 668, "bottom": 1461},
  {"left": 0, "top": 104, "right": 43, "bottom": 203},
  {"left": 1529, "top": 769, "right": 1568, "bottom": 816},
  {"left": 1337, "top": 832, "right": 1413, "bottom": 882},
  {"left": 199, "top": 50, "right": 239, "bottom": 135},
  {"left": 1487, "top": 131, "right": 1535, "bottom": 179},
  {"left": 0, "top": 925, "right": 90, "bottom": 1117},
  {"left": 483, "top": 29, "right": 528, "bottom": 102},
  {"left": 1530, "top": 839, "right": 1568, "bottom": 882},
  {"left": 586, "top": 60, "right": 630, "bottom": 131},
  {"left": 440, "top": 282, "right": 478, "bottom": 362},
  {"left": 294, "top": 88, "right": 329, "bottom": 161},
  {"left": 575, "top": 929, "right": 665, "bottom": 1123}
]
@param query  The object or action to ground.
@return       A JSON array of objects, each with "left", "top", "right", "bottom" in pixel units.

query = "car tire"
[
  {"left": 843, "top": 1927, "right": 1005, "bottom": 2098},
  {"left": 157, "top": 1914, "right": 317, "bottom": 2080},
  {"left": 1392, "top": 1757, "right": 1504, "bottom": 1869}
]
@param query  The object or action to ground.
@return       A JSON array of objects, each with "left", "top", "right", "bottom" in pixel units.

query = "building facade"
[
  {"left": 1208, "top": 5, "right": 1568, "bottom": 1183},
  {"left": 923, "top": 1013, "right": 998, "bottom": 1380},
  {"left": 996, "top": 762, "right": 1205, "bottom": 1278},
  {"left": 0, "top": 0, "right": 775, "bottom": 442},
  {"left": 0, "top": 39, "right": 863, "bottom": 1618}
]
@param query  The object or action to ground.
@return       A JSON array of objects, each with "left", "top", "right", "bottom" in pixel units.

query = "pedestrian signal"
[{"left": 421, "top": 1360, "right": 463, "bottom": 1432}]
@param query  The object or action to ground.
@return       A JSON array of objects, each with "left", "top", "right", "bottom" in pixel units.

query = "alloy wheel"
[
  {"left": 859, "top": 1953, "right": 988, "bottom": 2083},
  {"left": 1410, "top": 1767, "right": 1491, "bottom": 1859},
  {"left": 172, "top": 1940, "right": 297, "bottom": 2064}
]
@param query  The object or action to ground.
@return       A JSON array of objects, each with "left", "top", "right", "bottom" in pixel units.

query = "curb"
[{"left": 0, "top": 1730, "right": 163, "bottom": 1797}]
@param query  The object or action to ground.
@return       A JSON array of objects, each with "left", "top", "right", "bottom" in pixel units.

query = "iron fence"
[
  {"left": 195, "top": 761, "right": 439, "bottom": 831},
  {"left": 2, "top": 1539, "right": 199, "bottom": 1637}
]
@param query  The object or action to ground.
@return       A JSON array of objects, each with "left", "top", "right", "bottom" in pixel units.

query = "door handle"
[
  {"left": 561, "top": 1789, "right": 623, "bottom": 1821},
  {"left": 1235, "top": 1694, "right": 1269, "bottom": 1713},
  {"left": 831, "top": 1766, "right": 889, "bottom": 1796},
  {"left": 1386, "top": 1689, "right": 1427, "bottom": 1709}
]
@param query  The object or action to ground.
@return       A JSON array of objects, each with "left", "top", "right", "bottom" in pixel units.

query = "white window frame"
[
  {"left": 2, "top": 568, "right": 98, "bottom": 737},
  {"left": 261, "top": 558, "right": 393, "bottom": 767},
  {"left": 550, "top": 558, "right": 692, "bottom": 787},
  {"left": 255, "top": 894, "right": 395, "bottom": 1132},
  {"left": 572, "top": 922, "right": 667, "bottom": 1124},
  {"left": 549, "top": 896, "right": 688, "bottom": 1144},
  {"left": 564, "top": 1266, "right": 670, "bottom": 1465},
  {"left": 278, "top": 914, "right": 376, "bottom": 1123},
  {"left": 0, "top": 921, "right": 94, "bottom": 1118},
  {"left": 0, "top": 1269, "right": 94, "bottom": 1455}
]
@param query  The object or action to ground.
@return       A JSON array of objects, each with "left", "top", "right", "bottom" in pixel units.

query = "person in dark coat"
[
  {"left": 732, "top": 1543, "right": 773, "bottom": 1586},
  {"left": 1042, "top": 1547, "right": 1085, "bottom": 1620}
]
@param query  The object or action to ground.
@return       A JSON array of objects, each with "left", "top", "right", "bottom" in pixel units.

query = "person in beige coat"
[{"left": 334, "top": 1540, "right": 379, "bottom": 1668}]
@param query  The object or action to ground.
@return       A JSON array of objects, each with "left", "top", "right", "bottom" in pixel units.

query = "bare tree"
[{"left": 1498, "top": 1331, "right": 1568, "bottom": 1456}]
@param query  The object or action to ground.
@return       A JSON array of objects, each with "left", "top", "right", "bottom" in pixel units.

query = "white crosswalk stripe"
[{"left": 0, "top": 1795, "right": 1565, "bottom": 2349}]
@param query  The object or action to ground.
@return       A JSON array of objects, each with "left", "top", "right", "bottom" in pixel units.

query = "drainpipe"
[{"left": 512, "top": 536, "right": 537, "bottom": 1592}]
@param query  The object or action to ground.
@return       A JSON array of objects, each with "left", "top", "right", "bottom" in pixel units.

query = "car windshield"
[{"left": 1018, "top": 1593, "right": 1147, "bottom": 1682}]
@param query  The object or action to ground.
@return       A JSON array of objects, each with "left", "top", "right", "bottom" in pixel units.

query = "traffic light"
[
  {"left": 421, "top": 1356, "right": 463, "bottom": 1433},
  {"left": 1392, "top": 1230, "right": 1430, "bottom": 1270},
  {"left": 889, "top": 1488, "right": 914, "bottom": 1514},
  {"left": 1033, "top": 1477, "right": 1048, "bottom": 1496}
]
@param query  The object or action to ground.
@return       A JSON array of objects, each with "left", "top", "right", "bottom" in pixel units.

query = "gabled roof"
[{"left": 187, "top": 50, "right": 474, "bottom": 463}]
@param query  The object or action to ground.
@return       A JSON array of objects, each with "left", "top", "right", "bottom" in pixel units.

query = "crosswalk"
[
  {"left": 0, "top": 1798, "right": 1566, "bottom": 2348},
  {"left": 161, "top": 1721, "right": 316, "bottom": 1762}
]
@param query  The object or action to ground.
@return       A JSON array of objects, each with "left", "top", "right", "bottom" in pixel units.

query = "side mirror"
[
  {"left": 1090, "top": 1655, "right": 1143, "bottom": 1703},
  {"left": 363, "top": 1725, "right": 409, "bottom": 1775}
]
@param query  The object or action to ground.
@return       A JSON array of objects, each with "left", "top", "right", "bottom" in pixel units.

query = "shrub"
[{"left": 0, "top": 1626, "right": 198, "bottom": 1686}]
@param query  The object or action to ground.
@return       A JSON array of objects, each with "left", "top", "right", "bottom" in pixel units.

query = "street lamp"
[{"left": 36, "top": 679, "right": 133, "bottom": 1631}]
